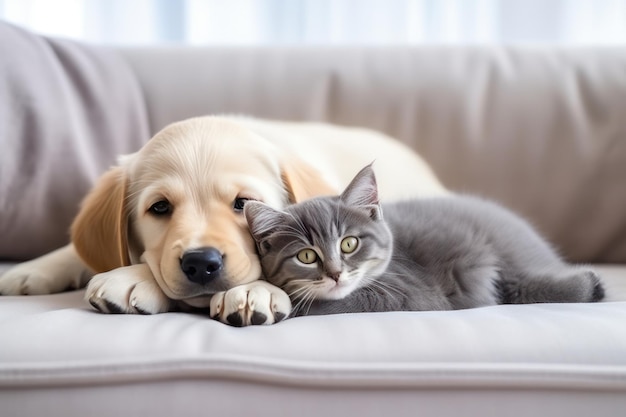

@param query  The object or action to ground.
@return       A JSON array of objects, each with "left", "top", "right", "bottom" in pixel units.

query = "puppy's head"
[{"left": 71, "top": 117, "right": 335, "bottom": 301}]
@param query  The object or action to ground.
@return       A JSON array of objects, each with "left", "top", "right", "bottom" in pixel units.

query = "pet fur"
[
  {"left": 0, "top": 116, "right": 447, "bottom": 324},
  {"left": 246, "top": 165, "right": 604, "bottom": 317}
]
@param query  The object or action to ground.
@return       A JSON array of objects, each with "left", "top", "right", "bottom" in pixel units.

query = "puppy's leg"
[
  {"left": 86, "top": 263, "right": 172, "bottom": 314},
  {"left": 210, "top": 281, "right": 292, "bottom": 326},
  {"left": 0, "top": 244, "right": 93, "bottom": 295}
]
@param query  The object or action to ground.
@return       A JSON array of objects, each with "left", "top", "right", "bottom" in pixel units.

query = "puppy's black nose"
[{"left": 181, "top": 247, "right": 223, "bottom": 284}]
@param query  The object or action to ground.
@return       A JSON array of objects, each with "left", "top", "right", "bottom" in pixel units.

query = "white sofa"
[{"left": 1, "top": 23, "right": 626, "bottom": 416}]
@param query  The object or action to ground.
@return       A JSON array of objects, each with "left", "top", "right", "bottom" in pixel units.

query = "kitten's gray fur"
[{"left": 245, "top": 165, "right": 604, "bottom": 317}]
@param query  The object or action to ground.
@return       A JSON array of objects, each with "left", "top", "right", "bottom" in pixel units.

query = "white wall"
[{"left": 1, "top": 0, "right": 625, "bottom": 45}]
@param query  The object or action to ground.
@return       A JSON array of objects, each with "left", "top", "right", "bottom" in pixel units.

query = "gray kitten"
[{"left": 244, "top": 165, "right": 604, "bottom": 317}]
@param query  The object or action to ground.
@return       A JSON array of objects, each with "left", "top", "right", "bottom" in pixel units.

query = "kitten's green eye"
[
  {"left": 297, "top": 249, "right": 318, "bottom": 264},
  {"left": 340, "top": 236, "right": 359, "bottom": 253}
]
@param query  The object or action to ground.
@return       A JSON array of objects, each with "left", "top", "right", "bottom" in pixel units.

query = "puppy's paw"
[
  {"left": 85, "top": 264, "right": 172, "bottom": 314},
  {"left": 210, "top": 281, "right": 291, "bottom": 326},
  {"left": 0, "top": 250, "right": 91, "bottom": 295}
]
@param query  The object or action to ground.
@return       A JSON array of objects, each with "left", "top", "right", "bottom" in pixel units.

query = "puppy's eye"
[
  {"left": 340, "top": 236, "right": 359, "bottom": 253},
  {"left": 297, "top": 249, "right": 318, "bottom": 264},
  {"left": 233, "top": 197, "right": 250, "bottom": 212},
  {"left": 149, "top": 200, "right": 172, "bottom": 216}
]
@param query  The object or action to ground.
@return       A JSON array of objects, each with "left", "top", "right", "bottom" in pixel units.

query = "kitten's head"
[{"left": 244, "top": 165, "right": 392, "bottom": 302}]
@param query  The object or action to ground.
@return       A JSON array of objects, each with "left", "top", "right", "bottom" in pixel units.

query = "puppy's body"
[
  {"left": 236, "top": 117, "right": 447, "bottom": 201},
  {"left": 0, "top": 116, "right": 447, "bottom": 324}
]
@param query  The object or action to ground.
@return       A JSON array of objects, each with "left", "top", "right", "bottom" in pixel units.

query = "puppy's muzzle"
[{"left": 180, "top": 247, "right": 223, "bottom": 285}]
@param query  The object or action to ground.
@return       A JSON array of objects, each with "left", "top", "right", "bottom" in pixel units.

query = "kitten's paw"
[
  {"left": 85, "top": 264, "right": 172, "bottom": 314},
  {"left": 210, "top": 281, "right": 292, "bottom": 326},
  {"left": 585, "top": 270, "right": 605, "bottom": 302},
  {"left": 494, "top": 279, "right": 519, "bottom": 304},
  {"left": 563, "top": 269, "right": 605, "bottom": 303},
  {"left": 497, "top": 268, "right": 605, "bottom": 304}
]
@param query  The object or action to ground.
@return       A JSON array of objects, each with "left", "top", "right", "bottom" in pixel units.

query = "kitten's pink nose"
[{"left": 327, "top": 271, "right": 341, "bottom": 282}]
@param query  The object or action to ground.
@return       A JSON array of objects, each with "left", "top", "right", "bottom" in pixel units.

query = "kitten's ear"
[
  {"left": 244, "top": 202, "right": 288, "bottom": 242},
  {"left": 340, "top": 164, "right": 380, "bottom": 207},
  {"left": 363, "top": 204, "right": 383, "bottom": 221}
]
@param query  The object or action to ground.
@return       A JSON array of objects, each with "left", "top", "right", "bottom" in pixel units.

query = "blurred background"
[{"left": 1, "top": 0, "right": 626, "bottom": 46}]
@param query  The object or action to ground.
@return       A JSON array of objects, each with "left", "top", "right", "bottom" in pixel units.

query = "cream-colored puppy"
[{"left": 0, "top": 116, "right": 447, "bottom": 325}]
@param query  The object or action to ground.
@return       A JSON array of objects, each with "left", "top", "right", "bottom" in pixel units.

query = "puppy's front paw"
[
  {"left": 85, "top": 264, "right": 172, "bottom": 314},
  {"left": 210, "top": 281, "right": 291, "bottom": 326}
]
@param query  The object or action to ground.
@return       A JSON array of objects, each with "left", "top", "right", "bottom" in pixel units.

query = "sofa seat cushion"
[{"left": 1, "top": 264, "right": 625, "bottom": 416}]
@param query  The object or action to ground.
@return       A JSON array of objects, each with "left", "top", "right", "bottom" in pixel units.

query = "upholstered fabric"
[
  {"left": 1, "top": 263, "right": 625, "bottom": 417},
  {"left": 0, "top": 23, "right": 148, "bottom": 261}
]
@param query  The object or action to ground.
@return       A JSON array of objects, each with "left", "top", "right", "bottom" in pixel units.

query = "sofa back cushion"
[
  {"left": 119, "top": 47, "right": 626, "bottom": 263},
  {"left": 0, "top": 22, "right": 148, "bottom": 261}
]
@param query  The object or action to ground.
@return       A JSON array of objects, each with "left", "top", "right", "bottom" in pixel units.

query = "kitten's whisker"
[
  {"left": 304, "top": 290, "right": 318, "bottom": 316},
  {"left": 287, "top": 284, "right": 312, "bottom": 299},
  {"left": 291, "top": 284, "right": 315, "bottom": 310},
  {"left": 364, "top": 280, "right": 396, "bottom": 299},
  {"left": 363, "top": 277, "right": 404, "bottom": 302},
  {"left": 291, "top": 295, "right": 308, "bottom": 315},
  {"left": 372, "top": 279, "right": 405, "bottom": 296},
  {"left": 293, "top": 287, "right": 317, "bottom": 316},
  {"left": 291, "top": 284, "right": 315, "bottom": 315}
]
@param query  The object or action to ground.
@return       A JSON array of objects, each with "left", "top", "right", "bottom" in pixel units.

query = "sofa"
[{"left": 1, "top": 22, "right": 625, "bottom": 416}]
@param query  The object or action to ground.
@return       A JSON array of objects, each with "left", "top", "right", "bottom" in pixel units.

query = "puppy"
[{"left": 0, "top": 116, "right": 448, "bottom": 325}]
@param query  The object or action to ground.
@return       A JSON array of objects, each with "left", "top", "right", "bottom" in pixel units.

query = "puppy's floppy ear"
[
  {"left": 281, "top": 156, "right": 337, "bottom": 203},
  {"left": 71, "top": 166, "right": 130, "bottom": 272}
]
